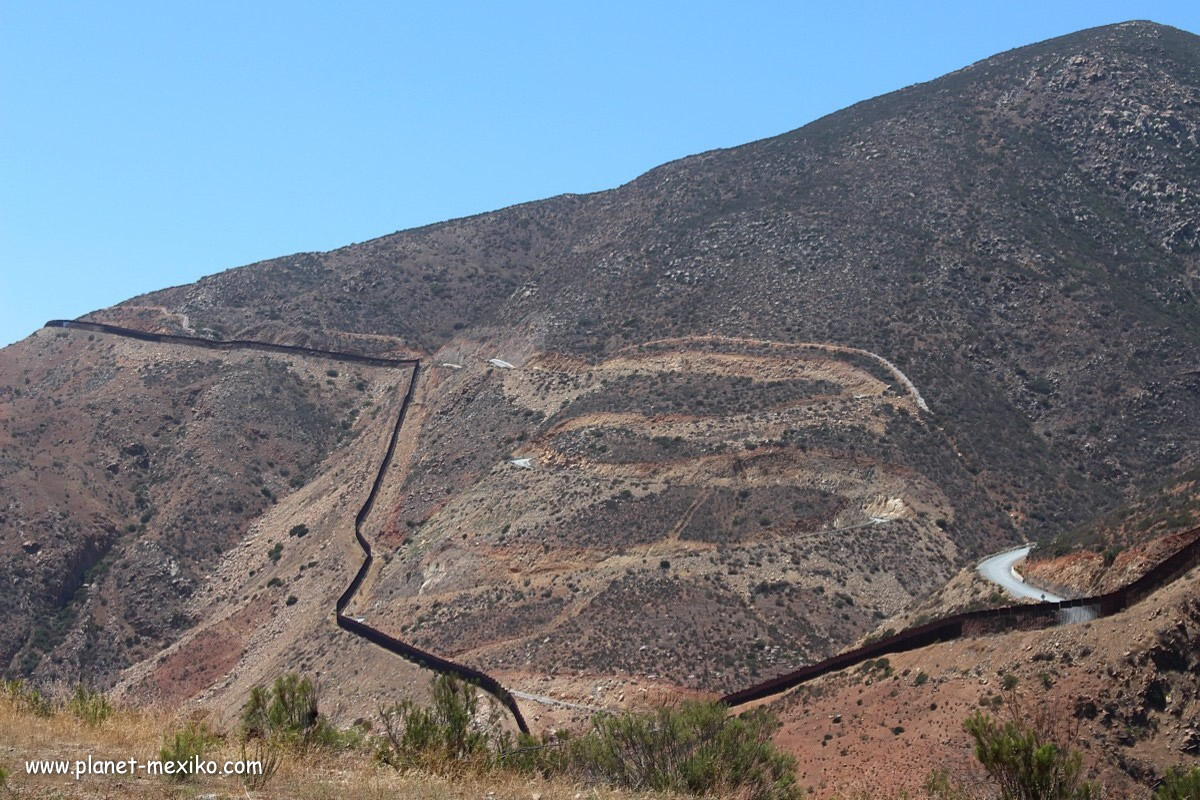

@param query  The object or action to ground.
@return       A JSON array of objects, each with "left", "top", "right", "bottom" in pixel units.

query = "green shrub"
[
  {"left": 288, "top": 524, "right": 309, "bottom": 538},
  {"left": 961, "top": 710, "right": 1098, "bottom": 800},
  {"left": 859, "top": 657, "right": 893, "bottom": 677},
  {"left": 377, "top": 674, "right": 508, "bottom": 772},
  {"left": 242, "top": 674, "right": 313, "bottom": 738},
  {"left": 546, "top": 702, "right": 799, "bottom": 799},
  {"left": 4, "top": 679, "right": 53, "bottom": 717},
  {"left": 1155, "top": 767, "right": 1200, "bottom": 800},
  {"left": 68, "top": 685, "right": 113, "bottom": 726},
  {"left": 377, "top": 676, "right": 799, "bottom": 800},
  {"left": 240, "top": 673, "right": 341, "bottom": 750},
  {"left": 159, "top": 722, "right": 218, "bottom": 782}
]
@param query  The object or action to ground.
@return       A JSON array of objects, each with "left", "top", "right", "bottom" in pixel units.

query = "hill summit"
[{"left": 0, "top": 22, "right": 1198, "bottom": 733}]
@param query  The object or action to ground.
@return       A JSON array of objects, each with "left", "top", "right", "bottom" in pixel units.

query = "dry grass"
[{"left": 0, "top": 693, "right": 676, "bottom": 799}]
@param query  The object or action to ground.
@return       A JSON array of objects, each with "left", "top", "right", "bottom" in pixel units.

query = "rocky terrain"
[
  {"left": 867, "top": 462, "right": 1200, "bottom": 647},
  {"left": 1021, "top": 464, "right": 1200, "bottom": 596},
  {"left": 360, "top": 337, "right": 958, "bottom": 696},
  {"left": 762, "top": 562, "right": 1200, "bottom": 798},
  {"left": 0, "top": 329, "right": 399, "bottom": 684},
  {"left": 104, "top": 20, "right": 1200, "bottom": 548},
  {"left": 0, "top": 23, "right": 1197, "bottom": 772}
]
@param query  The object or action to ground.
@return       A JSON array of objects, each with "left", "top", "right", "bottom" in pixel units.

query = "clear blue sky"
[{"left": 2, "top": 1, "right": 1197, "bottom": 347}]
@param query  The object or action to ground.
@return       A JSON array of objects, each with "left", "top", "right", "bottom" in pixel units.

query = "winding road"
[
  {"left": 977, "top": 545, "right": 1064, "bottom": 602},
  {"left": 608, "top": 335, "right": 932, "bottom": 414},
  {"left": 47, "top": 319, "right": 1200, "bottom": 727}
]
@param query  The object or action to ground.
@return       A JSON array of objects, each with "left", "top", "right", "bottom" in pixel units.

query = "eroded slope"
[
  {"left": 0, "top": 328, "right": 387, "bottom": 685},
  {"left": 346, "top": 337, "right": 974, "bottom": 703}
]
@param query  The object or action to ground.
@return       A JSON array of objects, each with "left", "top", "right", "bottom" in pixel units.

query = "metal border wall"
[
  {"left": 37, "top": 320, "right": 1200, "bottom": 725},
  {"left": 720, "top": 528, "right": 1200, "bottom": 707},
  {"left": 43, "top": 320, "right": 530, "bottom": 733}
]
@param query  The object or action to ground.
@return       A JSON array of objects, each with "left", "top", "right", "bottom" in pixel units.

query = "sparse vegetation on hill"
[
  {"left": 1023, "top": 465, "right": 1200, "bottom": 595},
  {"left": 1041, "top": 464, "right": 1200, "bottom": 558},
  {"left": 110, "top": 20, "right": 1200, "bottom": 555},
  {"left": 1, "top": 21, "right": 1198, "bottom": 713},
  {"left": 2, "top": 17, "right": 1200, "bottom": 800},
  {"left": 0, "top": 334, "right": 397, "bottom": 686},
  {"left": 378, "top": 674, "right": 800, "bottom": 800}
]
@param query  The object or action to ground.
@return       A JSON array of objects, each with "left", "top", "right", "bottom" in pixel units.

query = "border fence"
[
  {"left": 44, "top": 319, "right": 530, "bottom": 733},
  {"left": 40, "top": 319, "right": 1200, "bottom": 729},
  {"left": 720, "top": 528, "right": 1200, "bottom": 707}
]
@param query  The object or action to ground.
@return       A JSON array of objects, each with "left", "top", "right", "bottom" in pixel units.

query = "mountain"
[{"left": 1, "top": 21, "right": 1199, "bottom": 724}]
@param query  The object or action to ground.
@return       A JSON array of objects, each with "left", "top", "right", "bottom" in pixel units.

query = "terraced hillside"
[
  {"left": 103, "top": 20, "right": 1200, "bottom": 546},
  {"left": 1, "top": 21, "right": 1199, "bottom": 723},
  {"left": 356, "top": 337, "right": 965, "bottom": 698}
]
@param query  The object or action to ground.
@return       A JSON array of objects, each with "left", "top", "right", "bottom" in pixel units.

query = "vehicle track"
[
  {"left": 36, "top": 320, "right": 1200, "bottom": 727},
  {"left": 720, "top": 527, "right": 1200, "bottom": 707},
  {"left": 607, "top": 335, "right": 932, "bottom": 413},
  {"left": 977, "top": 545, "right": 1065, "bottom": 603}
]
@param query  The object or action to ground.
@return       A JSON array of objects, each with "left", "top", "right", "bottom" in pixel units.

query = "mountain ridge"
[
  {"left": 1, "top": 22, "right": 1198, "bottom": 744},
  {"left": 105, "top": 20, "right": 1197, "bottom": 345}
]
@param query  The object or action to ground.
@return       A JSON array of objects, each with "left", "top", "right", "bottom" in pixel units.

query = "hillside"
[
  {"left": 108, "top": 18, "right": 1200, "bottom": 544},
  {"left": 1, "top": 20, "right": 1199, "bottom": 726},
  {"left": 1022, "top": 463, "right": 1200, "bottom": 595},
  {"left": 0, "top": 331, "right": 408, "bottom": 681},
  {"left": 761, "top": 560, "right": 1200, "bottom": 797}
]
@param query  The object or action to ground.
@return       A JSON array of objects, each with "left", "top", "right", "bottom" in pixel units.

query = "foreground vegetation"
[
  {"left": 0, "top": 680, "right": 647, "bottom": 800},
  {"left": 375, "top": 675, "right": 799, "bottom": 799},
  {"left": 2, "top": 675, "right": 1197, "bottom": 799},
  {"left": 0, "top": 675, "right": 798, "bottom": 799}
]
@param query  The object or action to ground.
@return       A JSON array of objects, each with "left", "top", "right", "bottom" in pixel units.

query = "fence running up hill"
[
  {"left": 38, "top": 320, "right": 1200, "bottom": 727},
  {"left": 43, "top": 320, "right": 530, "bottom": 733}
]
